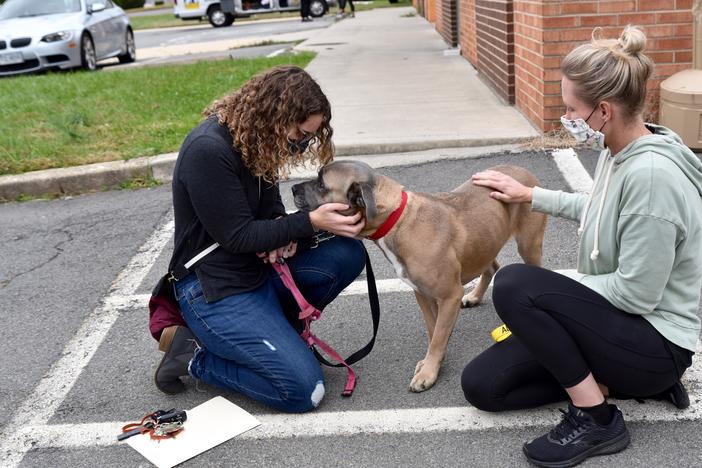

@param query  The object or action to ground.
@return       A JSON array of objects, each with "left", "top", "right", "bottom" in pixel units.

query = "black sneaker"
[
  {"left": 523, "top": 404, "right": 630, "bottom": 467},
  {"left": 656, "top": 380, "right": 690, "bottom": 409}
]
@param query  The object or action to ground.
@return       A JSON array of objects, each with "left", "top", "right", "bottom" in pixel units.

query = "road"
[
  {"left": 1, "top": 147, "right": 701, "bottom": 467},
  {"left": 134, "top": 16, "right": 334, "bottom": 49}
]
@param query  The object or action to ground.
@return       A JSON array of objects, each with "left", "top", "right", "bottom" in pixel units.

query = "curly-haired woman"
[{"left": 154, "top": 66, "right": 366, "bottom": 413}]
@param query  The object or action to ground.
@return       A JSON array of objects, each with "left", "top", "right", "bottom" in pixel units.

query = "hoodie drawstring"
[{"left": 579, "top": 153, "right": 616, "bottom": 261}]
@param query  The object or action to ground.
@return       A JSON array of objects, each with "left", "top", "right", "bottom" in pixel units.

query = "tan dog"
[{"left": 292, "top": 161, "right": 547, "bottom": 392}]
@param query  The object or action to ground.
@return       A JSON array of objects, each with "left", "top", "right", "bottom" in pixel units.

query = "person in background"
[
  {"left": 462, "top": 25, "right": 702, "bottom": 467},
  {"left": 338, "top": 0, "right": 355, "bottom": 18},
  {"left": 300, "top": 0, "right": 312, "bottom": 22}
]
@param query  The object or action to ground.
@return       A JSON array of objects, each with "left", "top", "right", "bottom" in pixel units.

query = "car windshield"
[{"left": 0, "top": 0, "right": 82, "bottom": 20}]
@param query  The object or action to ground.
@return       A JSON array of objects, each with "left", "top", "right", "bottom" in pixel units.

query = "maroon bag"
[{"left": 148, "top": 274, "right": 186, "bottom": 341}]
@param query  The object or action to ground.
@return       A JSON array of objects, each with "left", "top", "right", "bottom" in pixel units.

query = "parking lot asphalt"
[{"left": 2, "top": 147, "right": 701, "bottom": 467}]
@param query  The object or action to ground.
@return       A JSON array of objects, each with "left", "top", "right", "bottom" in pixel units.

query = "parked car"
[
  {"left": 173, "top": 0, "right": 335, "bottom": 28},
  {"left": 0, "top": 0, "right": 136, "bottom": 77}
]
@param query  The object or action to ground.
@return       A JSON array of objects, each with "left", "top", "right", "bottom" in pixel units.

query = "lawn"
[
  {"left": 128, "top": 0, "right": 413, "bottom": 30},
  {"left": 0, "top": 53, "right": 315, "bottom": 175}
]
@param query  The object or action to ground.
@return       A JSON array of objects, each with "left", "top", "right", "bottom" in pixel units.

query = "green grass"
[
  {"left": 129, "top": 13, "right": 187, "bottom": 30},
  {"left": 129, "top": 0, "right": 413, "bottom": 30},
  {"left": 0, "top": 52, "right": 314, "bottom": 175},
  {"left": 118, "top": 175, "right": 163, "bottom": 190}
]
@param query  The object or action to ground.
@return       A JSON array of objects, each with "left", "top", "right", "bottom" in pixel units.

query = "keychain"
[{"left": 118, "top": 408, "right": 187, "bottom": 441}]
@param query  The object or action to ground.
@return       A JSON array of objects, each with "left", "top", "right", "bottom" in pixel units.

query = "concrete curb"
[
  {"left": 333, "top": 136, "right": 534, "bottom": 157},
  {"left": 0, "top": 152, "right": 177, "bottom": 202},
  {"left": 0, "top": 138, "right": 534, "bottom": 201}
]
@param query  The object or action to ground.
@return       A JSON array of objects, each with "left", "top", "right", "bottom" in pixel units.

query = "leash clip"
[{"left": 310, "top": 231, "right": 336, "bottom": 249}]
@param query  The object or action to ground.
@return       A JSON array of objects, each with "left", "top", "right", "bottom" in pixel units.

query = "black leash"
[{"left": 312, "top": 247, "right": 380, "bottom": 367}]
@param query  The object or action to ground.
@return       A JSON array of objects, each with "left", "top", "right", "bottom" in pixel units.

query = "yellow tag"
[{"left": 491, "top": 324, "right": 512, "bottom": 343}]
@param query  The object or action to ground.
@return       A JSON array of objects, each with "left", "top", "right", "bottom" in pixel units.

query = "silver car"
[{"left": 0, "top": 0, "right": 136, "bottom": 77}]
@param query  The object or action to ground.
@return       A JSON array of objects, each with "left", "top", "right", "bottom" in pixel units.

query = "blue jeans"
[{"left": 174, "top": 236, "right": 365, "bottom": 413}]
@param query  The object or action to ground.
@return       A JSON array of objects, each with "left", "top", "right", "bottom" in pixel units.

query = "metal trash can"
[{"left": 660, "top": 69, "right": 702, "bottom": 150}]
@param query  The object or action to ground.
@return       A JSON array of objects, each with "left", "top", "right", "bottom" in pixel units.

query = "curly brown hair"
[{"left": 204, "top": 65, "right": 333, "bottom": 183}]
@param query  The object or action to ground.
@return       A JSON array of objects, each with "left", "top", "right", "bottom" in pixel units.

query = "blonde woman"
[
  {"left": 155, "top": 66, "right": 365, "bottom": 412},
  {"left": 463, "top": 26, "right": 702, "bottom": 467}
]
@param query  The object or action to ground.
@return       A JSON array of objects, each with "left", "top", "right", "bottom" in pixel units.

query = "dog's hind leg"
[
  {"left": 515, "top": 209, "right": 547, "bottom": 266},
  {"left": 461, "top": 259, "right": 499, "bottom": 308},
  {"left": 410, "top": 289, "right": 463, "bottom": 393}
]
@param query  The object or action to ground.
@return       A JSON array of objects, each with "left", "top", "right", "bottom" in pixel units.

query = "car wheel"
[
  {"left": 309, "top": 0, "right": 326, "bottom": 17},
  {"left": 118, "top": 28, "right": 136, "bottom": 64},
  {"left": 208, "top": 6, "right": 234, "bottom": 27},
  {"left": 80, "top": 34, "right": 97, "bottom": 71}
]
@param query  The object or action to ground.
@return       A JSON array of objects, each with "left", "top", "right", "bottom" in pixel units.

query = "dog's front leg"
[
  {"left": 414, "top": 291, "right": 437, "bottom": 342},
  {"left": 409, "top": 291, "right": 463, "bottom": 393}
]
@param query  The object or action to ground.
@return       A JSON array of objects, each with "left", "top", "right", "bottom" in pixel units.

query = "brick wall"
[
  {"left": 440, "top": 0, "right": 459, "bottom": 47},
  {"left": 433, "top": 0, "right": 444, "bottom": 35},
  {"left": 514, "top": 0, "right": 694, "bottom": 131},
  {"left": 476, "top": 0, "right": 515, "bottom": 103},
  {"left": 459, "top": 0, "right": 478, "bottom": 64},
  {"left": 420, "top": 0, "right": 695, "bottom": 132}
]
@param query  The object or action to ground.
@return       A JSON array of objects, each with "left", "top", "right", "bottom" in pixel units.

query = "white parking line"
[
  {"left": 551, "top": 148, "right": 593, "bottom": 193},
  {"left": 7, "top": 385, "right": 702, "bottom": 451},
  {"left": 104, "top": 276, "right": 479, "bottom": 311}
]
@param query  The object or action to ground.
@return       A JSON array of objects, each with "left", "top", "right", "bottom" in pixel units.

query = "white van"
[{"left": 173, "top": 0, "right": 334, "bottom": 27}]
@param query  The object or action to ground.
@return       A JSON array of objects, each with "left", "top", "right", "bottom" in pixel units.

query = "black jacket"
[{"left": 169, "top": 116, "right": 316, "bottom": 302}]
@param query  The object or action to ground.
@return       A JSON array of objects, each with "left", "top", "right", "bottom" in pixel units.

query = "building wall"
[
  {"left": 422, "top": 0, "right": 695, "bottom": 131},
  {"left": 515, "top": 0, "right": 694, "bottom": 131},
  {"left": 476, "top": 0, "right": 515, "bottom": 103},
  {"left": 438, "top": 0, "right": 459, "bottom": 46},
  {"left": 459, "top": 0, "right": 478, "bottom": 64}
]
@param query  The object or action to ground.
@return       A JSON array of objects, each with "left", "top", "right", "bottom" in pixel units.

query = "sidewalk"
[
  {"left": 300, "top": 7, "right": 538, "bottom": 155},
  {"left": 0, "top": 7, "right": 539, "bottom": 201}
]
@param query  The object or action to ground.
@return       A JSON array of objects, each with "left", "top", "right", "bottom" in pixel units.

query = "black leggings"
[
  {"left": 461, "top": 264, "right": 691, "bottom": 412},
  {"left": 339, "top": 0, "right": 355, "bottom": 12}
]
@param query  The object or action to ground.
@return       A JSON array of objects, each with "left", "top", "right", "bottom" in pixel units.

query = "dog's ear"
[{"left": 348, "top": 182, "right": 377, "bottom": 220}]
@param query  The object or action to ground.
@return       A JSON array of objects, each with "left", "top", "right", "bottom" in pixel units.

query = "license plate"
[
  {"left": 185, "top": 1, "right": 199, "bottom": 9},
  {"left": 0, "top": 52, "right": 23, "bottom": 65}
]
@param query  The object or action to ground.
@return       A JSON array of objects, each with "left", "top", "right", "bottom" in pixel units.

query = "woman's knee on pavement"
[
  {"left": 461, "top": 358, "right": 504, "bottom": 412},
  {"left": 278, "top": 373, "right": 326, "bottom": 413}
]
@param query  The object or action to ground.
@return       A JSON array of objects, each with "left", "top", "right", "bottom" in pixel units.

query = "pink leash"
[{"left": 272, "top": 259, "right": 357, "bottom": 397}]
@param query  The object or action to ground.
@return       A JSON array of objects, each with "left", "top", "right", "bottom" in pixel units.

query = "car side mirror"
[{"left": 88, "top": 3, "right": 106, "bottom": 14}]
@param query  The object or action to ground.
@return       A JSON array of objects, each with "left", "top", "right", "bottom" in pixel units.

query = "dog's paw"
[
  {"left": 409, "top": 369, "right": 437, "bottom": 393},
  {"left": 461, "top": 292, "right": 481, "bottom": 308},
  {"left": 413, "top": 359, "right": 425, "bottom": 375}
]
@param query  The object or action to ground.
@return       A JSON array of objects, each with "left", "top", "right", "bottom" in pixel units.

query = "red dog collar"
[{"left": 368, "top": 191, "right": 408, "bottom": 241}]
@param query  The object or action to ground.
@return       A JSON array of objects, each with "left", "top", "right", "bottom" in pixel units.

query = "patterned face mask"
[
  {"left": 560, "top": 106, "right": 607, "bottom": 151},
  {"left": 288, "top": 128, "right": 317, "bottom": 155}
]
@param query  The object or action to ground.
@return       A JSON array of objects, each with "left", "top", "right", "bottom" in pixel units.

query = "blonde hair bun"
[{"left": 617, "top": 25, "right": 647, "bottom": 55}]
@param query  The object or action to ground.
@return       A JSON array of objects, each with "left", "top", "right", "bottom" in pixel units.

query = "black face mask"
[{"left": 288, "top": 137, "right": 311, "bottom": 155}]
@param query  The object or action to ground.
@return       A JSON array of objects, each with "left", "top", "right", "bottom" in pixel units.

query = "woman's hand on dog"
[
  {"left": 472, "top": 170, "right": 533, "bottom": 204},
  {"left": 309, "top": 203, "right": 365, "bottom": 238}
]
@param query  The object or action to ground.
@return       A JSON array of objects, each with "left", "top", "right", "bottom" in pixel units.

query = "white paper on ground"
[{"left": 126, "top": 396, "right": 260, "bottom": 468}]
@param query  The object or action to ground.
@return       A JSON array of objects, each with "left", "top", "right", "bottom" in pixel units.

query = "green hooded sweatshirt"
[{"left": 532, "top": 124, "right": 702, "bottom": 352}]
